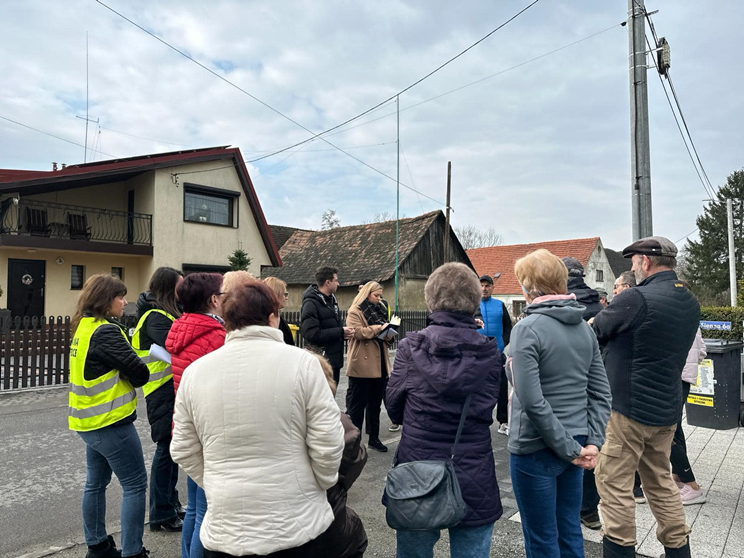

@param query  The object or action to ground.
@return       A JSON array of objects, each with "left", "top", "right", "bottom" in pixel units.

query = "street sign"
[{"left": 700, "top": 321, "right": 732, "bottom": 331}]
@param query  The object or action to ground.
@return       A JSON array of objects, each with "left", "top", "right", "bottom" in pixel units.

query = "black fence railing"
[
  {"left": 0, "top": 198, "right": 152, "bottom": 246},
  {"left": 0, "top": 312, "right": 428, "bottom": 391}
]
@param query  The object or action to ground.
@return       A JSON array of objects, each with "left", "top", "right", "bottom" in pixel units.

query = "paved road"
[{"left": 0, "top": 380, "right": 603, "bottom": 558}]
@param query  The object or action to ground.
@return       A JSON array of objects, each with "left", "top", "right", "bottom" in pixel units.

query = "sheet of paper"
[{"left": 149, "top": 343, "right": 172, "bottom": 364}]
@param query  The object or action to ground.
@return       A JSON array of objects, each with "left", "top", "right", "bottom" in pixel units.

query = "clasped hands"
[{"left": 571, "top": 444, "right": 599, "bottom": 469}]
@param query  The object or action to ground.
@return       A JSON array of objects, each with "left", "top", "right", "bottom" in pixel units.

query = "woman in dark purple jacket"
[{"left": 386, "top": 262, "right": 503, "bottom": 558}]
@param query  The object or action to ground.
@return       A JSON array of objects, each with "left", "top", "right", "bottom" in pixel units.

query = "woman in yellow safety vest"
[
  {"left": 131, "top": 267, "right": 184, "bottom": 532},
  {"left": 69, "top": 274, "right": 150, "bottom": 558}
]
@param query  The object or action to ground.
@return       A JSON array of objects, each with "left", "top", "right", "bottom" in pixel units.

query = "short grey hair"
[
  {"left": 425, "top": 263, "right": 481, "bottom": 314},
  {"left": 618, "top": 271, "right": 637, "bottom": 288}
]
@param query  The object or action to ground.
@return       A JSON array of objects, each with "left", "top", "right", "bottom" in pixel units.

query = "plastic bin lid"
[{"left": 702, "top": 338, "right": 744, "bottom": 353}]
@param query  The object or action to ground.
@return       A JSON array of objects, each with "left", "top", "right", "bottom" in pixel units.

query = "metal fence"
[{"left": 0, "top": 312, "right": 428, "bottom": 391}]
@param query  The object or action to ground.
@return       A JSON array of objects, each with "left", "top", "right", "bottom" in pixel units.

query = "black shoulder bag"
[{"left": 383, "top": 394, "right": 472, "bottom": 531}]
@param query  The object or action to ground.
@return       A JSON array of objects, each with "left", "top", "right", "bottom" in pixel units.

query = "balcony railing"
[{"left": 0, "top": 198, "right": 152, "bottom": 246}]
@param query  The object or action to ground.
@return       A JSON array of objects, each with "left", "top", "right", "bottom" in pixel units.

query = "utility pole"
[
  {"left": 629, "top": 0, "right": 653, "bottom": 240},
  {"left": 728, "top": 199, "right": 737, "bottom": 306},
  {"left": 394, "top": 95, "right": 400, "bottom": 313},
  {"left": 443, "top": 161, "right": 452, "bottom": 264}
]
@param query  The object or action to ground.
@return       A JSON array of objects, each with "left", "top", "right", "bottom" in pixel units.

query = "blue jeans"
[
  {"left": 396, "top": 522, "right": 494, "bottom": 558},
  {"left": 182, "top": 476, "right": 207, "bottom": 558},
  {"left": 78, "top": 422, "right": 147, "bottom": 557},
  {"left": 150, "top": 438, "right": 180, "bottom": 523},
  {"left": 510, "top": 443, "right": 585, "bottom": 558}
]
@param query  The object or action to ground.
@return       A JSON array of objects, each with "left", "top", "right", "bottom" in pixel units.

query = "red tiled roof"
[{"left": 467, "top": 237, "right": 600, "bottom": 295}]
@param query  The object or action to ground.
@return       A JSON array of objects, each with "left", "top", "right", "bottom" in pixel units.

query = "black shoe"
[
  {"left": 602, "top": 538, "right": 636, "bottom": 558},
  {"left": 175, "top": 502, "right": 186, "bottom": 519},
  {"left": 368, "top": 438, "right": 388, "bottom": 452},
  {"left": 125, "top": 547, "right": 150, "bottom": 558},
  {"left": 149, "top": 516, "right": 183, "bottom": 532},
  {"left": 86, "top": 535, "right": 121, "bottom": 558},
  {"left": 633, "top": 484, "right": 646, "bottom": 504},
  {"left": 662, "top": 539, "right": 691, "bottom": 558},
  {"left": 580, "top": 511, "right": 601, "bottom": 530}
]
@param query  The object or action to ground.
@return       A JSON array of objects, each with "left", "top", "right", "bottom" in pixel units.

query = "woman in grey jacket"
[{"left": 507, "top": 249, "right": 612, "bottom": 558}]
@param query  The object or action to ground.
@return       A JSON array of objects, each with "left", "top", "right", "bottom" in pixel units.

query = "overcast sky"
[{"left": 1, "top": 0, "right": 742, "bottom": 251}]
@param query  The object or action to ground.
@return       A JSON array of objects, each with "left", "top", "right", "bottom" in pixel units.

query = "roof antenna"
[{"left": 75, "top": 32, "right": 100, "bottom": 163}]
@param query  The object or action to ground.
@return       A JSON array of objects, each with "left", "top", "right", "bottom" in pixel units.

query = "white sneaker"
[
  {"left": 679, "top": 484, "right": 706, "bottom": 506},
  {"left": 388, "top": 424, "right": 401, "bottom": 432},
  {"left": 497, "top": 423, "right": 509, "bottom": 436}
]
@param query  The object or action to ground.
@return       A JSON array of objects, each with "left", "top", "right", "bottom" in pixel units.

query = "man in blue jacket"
[{"left": 477, "top": 275, "right": 512, "bottom": 434}]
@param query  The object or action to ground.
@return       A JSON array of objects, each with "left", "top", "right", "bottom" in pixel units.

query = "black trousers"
[
  {"left": 332, "top": 366, "right": 341, "bottom": 386},
  {"left": 346, "top": 376, "right": 386, "bottom": 440},
  {"left": 496, "top": 365, "right": 509, "bottom": 424},
  {"left": 671, "top": 382, "right": 695, "bottom": 483}
]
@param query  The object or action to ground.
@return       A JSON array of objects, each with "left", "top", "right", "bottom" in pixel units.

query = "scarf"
[{"left": 360, "top": 299, "right": 388, "bottom": 326}]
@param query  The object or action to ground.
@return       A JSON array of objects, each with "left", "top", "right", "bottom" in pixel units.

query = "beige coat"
[
  {"left": 346, "top": 305, "right": 391, "bottom": 378},
  {"left": 171, "top": 325, "right": 345, "bottom": 556}
]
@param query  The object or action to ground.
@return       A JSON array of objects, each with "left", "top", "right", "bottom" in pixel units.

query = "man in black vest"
[
  {"left": 592, "top": 236, "right": 700, "bottom": 558},
  {"left": 300, "top": 265, "right": 354, "bottom": 384}
]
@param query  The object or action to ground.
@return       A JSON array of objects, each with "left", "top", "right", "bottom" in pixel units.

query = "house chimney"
[
  {"left": 61, "top": 164, "right": 67, "bottom": 169},
  {"left": 52, "top": 162, "right": 58, "bottom": 171}
]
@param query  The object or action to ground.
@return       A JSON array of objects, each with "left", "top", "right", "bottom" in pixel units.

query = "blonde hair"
[
  {"left": 514, "top": 249, "right": 568, "bottom": 298},
  {"left": 350, "top": 281, "right": 383, "bottom": 310},
  {"left": 222, "top": 270, "right": 255, "bottom": 293},
  {"left": 263, "top": 276, "right": 287, "bottom": 300},
  {"left": 310, "top": 352, "right": 337, "bottom": 396}
]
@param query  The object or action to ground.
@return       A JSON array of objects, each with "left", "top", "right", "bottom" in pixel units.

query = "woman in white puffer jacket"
[
  {"left": 171, "top": 280, "right": 345, "bottom": 557},
  {"left": 673, "top": 327, "right": 707, "bottom": 505}
]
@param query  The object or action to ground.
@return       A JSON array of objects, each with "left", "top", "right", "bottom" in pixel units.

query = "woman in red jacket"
[{"left": 165, "top": 273, "right": 226, "bottom": 558}]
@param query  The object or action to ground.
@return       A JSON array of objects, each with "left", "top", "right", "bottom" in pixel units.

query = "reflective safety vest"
[
  {"left": 131, "top": 309, "right": 176, "bottom": 398},
  {"left": 68, "top": 318, "right": 137, "bottom": 432}
]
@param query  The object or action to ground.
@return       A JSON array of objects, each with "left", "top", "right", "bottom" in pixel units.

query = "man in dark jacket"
[
  {"left": 592, "top": 236, "right": 699, "bottom": 558},
  {"left": 300, "top": 266, "right": 354, "bottom": 384},
  {"left": 562, "top": 257, "right": 604, "bottom": 320}
]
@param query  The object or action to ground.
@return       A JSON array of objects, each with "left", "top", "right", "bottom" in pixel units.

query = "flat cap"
[
  {"left": 562, "top": 257, "right": 585, "bottom": 277},
  {"left": 596, "top": 288, "right": 608, "bottom": 297},
  {"left": 479, "top": 275, "right": 494, "bottom": 284},
  {"left": 622, "top": 236, "right": 677, "bottom": 259}
]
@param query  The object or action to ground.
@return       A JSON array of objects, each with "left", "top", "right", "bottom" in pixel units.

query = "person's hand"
[
  {"left": 587, "top": 317, "right": 595, "bottom": 325},
  {"left": 475, "top": 318, "right": 484, "bottom": 328},
  {"left": 343, "top": 327, "right": 355, "bottom": 340},
  {"left": 572, "top": 445, "right": 599, "bottom": 469}
]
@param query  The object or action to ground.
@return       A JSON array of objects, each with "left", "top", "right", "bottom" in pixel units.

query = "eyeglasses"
[
  {"left": 215, "top": 292, "right": 226, "bottom": 297},
  {"left": 283, "top": 292, "right": 289, "bottom": 298}
]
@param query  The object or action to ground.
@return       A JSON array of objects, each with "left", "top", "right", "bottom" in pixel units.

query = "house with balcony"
[{"left": 0, "top": 146, "right": 281, "bottom": 318}]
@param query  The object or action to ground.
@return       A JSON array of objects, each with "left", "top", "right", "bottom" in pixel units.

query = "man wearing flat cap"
[{"left": 592, "top": 236, "right": 700, "bottom": 558}]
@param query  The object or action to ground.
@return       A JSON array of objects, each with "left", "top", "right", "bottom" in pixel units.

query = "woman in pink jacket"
[{"left": 673, "top": 326, "right": 706, "bottom": 505}]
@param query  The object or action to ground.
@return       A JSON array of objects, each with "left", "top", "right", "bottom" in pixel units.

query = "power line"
[
  {"left": 100, "top": 126, "right": 195, "bottom": 148},
  {"left": 675, "top": 228, "right": 698, "bottom": 245},
  {"left": 96, "top": 0, "right": 540, "bottom": 166},
  {"left": 0, "top": 115, "right": 118, "bottom": 158},
  {"left": 324, "top": 21, "right": 623, "bottom": 139}
]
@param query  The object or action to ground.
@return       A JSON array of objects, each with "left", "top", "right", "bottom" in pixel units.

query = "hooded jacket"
[
  {"left": 385, "top": 311, "right": 503, "bottom": 527},
  {"left": 136, "top": 291, "right": 177, "bottom": 443},
  {"left": 300, "top": 285, "right": 344, "bottom": 369},
  {"left": 682, "top": 328, "right": 706, "bottom": 385},
  {"left": 507, "top": 295, "right": 612, "bottom": 462},
  {"left": 165, "top": 313, "right": 226, "bottom": 396},
  {"left": 566, "top": 276, "right": 604, "bottom": 320}
]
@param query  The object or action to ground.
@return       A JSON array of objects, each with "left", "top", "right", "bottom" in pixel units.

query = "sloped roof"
[
  {"left": 605, "top": 248, "right": 632, "bottom": 277},
  {"left": 0, "top": 146, "right": 281, "bottom": 266},
  {"left": 263, "top": 211, "right": 443, "bottom": 286},
  {"left": 269, "top": 224, "right": 309, "bottom": 251},
  {"left": 467, "top": 237, "right": 600, "bottom": 295}
]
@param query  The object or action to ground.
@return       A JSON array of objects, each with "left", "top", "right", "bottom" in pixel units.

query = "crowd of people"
[{"left": 67, "top": 234, "right": 702, "bottom": 558}]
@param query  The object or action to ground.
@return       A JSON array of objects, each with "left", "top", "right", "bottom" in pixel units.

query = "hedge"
[{"left": 700, "top": 306, "right": 744, "bottom": 341}]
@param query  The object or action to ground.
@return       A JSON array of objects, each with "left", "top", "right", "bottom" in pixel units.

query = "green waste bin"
[{"left": 685, "top": 339, "right": 743, "bottom": 430}]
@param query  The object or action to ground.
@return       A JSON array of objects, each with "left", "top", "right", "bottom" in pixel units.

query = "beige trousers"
[{"left": 595, "top": 411, "right": 691, "bottom": 549}]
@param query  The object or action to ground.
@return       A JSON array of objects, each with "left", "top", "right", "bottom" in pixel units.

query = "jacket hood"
[
  {"left": 405, "top": 311, "right": 501, "bottom": 399},
  {"left": 567, "top": 277, "right": 601, "bottom": 305},
  {"left": 136, "top": 291, "right": 157, "bottom": 318},
  {"left": 226, "top": 324, "right": 284, "bottom": 344},
  {"left": 525, "top": 296, "right": 585, "bottom": 325},
  {"left": 166, "top": 313, "right": 226, "bottom": 354}
]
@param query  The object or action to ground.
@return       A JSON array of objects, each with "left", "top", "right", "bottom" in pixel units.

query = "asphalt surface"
[{"left": 0, "top": 377, "right": 603, "bottom": 558}]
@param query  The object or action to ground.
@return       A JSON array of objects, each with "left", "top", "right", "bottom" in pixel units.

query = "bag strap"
[{"left": 451, "top": 394, "right": 473, "bottom": 460}]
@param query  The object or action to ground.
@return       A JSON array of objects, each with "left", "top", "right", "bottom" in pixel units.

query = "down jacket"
[
  {"left": 385, "top": 311, "right": 503, "bottom": 527},
  {"left": 165, "top": 313, "right": 226, "bottom": 396},
  {"left": 171, "top": 325, "right": 345, "bottom": 556},
  {"left": 682, "top": 328, "right": 706, "bottom": 385},
  {"left": 300, "top": 285, "right": 344, "bottom": 369}
]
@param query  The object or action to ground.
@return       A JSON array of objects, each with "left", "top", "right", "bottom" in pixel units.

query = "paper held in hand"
[
  {"left": 149, "top": 343, "right": 172, "bottom": 364},
  {"left": 377, "top": 315, "right": 401, "bottom": 340}
]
